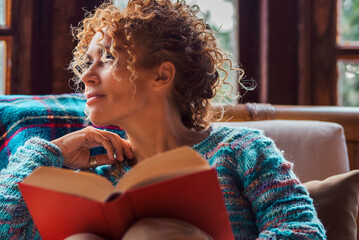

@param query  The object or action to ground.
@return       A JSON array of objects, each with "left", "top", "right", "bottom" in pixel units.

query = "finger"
[
  {"left": 85, "top": 129, "right": 116, "bottom": 160},
  {"left": 106, "top": 133, "right": 125, "bottom": 161},
  {"left": 107, "top": 135, "right": 133, "bottom": 161},
  {"left": 90, "top": 154, "right": 116, "bottom": 167},
  {"left": 122, "top": 140, "right": 134, "bottom": 160},
  {"left": 93, "top": 129, "right": 133, "bottom": 161}
]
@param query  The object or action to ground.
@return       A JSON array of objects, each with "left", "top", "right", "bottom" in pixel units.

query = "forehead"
[
  {"left": 88, "top": 32, "right": 111, "bottom": 50},
  {"left": 87, "top": 31, "right": 128, "bottom": 55}
]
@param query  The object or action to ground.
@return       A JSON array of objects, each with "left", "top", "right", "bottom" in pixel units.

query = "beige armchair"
[{"left": 215, "top": 103, "right": 359, "bottom": 240}]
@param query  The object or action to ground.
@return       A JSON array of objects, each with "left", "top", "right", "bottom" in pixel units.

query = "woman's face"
[{"left": 81, "top": 32, "right": 155, "bottom": 126}]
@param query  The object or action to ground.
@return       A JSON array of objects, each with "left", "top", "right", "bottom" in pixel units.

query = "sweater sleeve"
[
  {"left": 0, "top": 137, "right": 63, "bottom": 239},
  {"left": 235, "top": 130, "right": 326, "bottom": 240}
]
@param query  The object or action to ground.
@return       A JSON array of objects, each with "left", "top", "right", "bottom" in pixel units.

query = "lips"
[{"left": 86, "top": 93, "right": 106, "bottom": 105}]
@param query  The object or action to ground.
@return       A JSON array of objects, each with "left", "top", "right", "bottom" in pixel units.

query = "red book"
[{"left": 19, "top": 146, "right": 234, "bottom": 240}]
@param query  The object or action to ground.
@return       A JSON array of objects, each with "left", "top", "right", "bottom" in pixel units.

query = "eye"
[
  {"left": 84, "top": 56, "right": 93, "bottom": 68},
  {"left": 83, "top": 54, "right": 93, "bottom": 68},
  {"left": 85, "top": 60, "right": 93, "bottom": 67},
  {"left": 105, "top": 53, "right": 115, "bottom": 61}
]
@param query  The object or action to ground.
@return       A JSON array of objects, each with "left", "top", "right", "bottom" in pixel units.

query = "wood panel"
[
  {"left": 51, "top": 0, "right": 103, "bottom": 94},
  {"left": 10, "top": 0, "right": 34, "bottom": 94},
  {"left": 267, "top": 0, "right": 300, "bottom": 104},
  {"left": 31, "top": 0, "right": 53, "bottom": 94},
  {"left": 309, "top": 0, "right": 337, "bottom": 105},
  {"left": 239, "top": 0, "right": 340, "bottom": 106},
  {"left": 298, "top": 0, "right": 312, "bottom": 105},
  {"left": 239, "top": 0, "right": 303, "bottom": 105},
  {"left": 10, "top": 0, "right": 102, "bottom": 94},
  {"left": 238, "top": 0, "right": 262, "bottom": 103}
]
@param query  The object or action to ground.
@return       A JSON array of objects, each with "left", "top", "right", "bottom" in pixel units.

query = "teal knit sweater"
[{"left": 0, "top": 126, "right": 326, "bottom": 239}]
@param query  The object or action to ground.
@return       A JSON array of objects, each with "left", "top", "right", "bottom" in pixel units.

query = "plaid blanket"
[{"left": 0, "top": 93, "right": 125, "bottom": 170}]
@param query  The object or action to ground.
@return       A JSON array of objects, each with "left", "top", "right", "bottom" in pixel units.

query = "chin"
[
  {"left": 88, "top": 113, "right": 108, "bottom": 126},
  {"left": 88, "top": 113, "right": 120, "bottom": 127}
]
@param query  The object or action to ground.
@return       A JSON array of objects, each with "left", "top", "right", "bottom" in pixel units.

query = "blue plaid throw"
[{"left": 0, "top": 93, "right": 125, "bottom": 170}]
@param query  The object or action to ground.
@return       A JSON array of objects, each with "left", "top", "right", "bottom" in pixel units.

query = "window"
[
  {"left": 337, "top": 0, "right": 359, "bottom": 106},
  {"left": 189, "top": 0, "right": 238, "bottom": 103},
  {"left": 0, "top": 0, "right": 11, "bottom": 95},
  {"left": 113, "top": 0, "right": 238, "bottom": 103}
]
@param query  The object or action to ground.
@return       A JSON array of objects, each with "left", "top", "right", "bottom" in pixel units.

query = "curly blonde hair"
[{"left": 70, "top": 0, "right": 242, "bottom": 131}]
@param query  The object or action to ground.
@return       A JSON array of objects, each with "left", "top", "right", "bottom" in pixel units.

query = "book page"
[
  {"left": 116, "top": 146, "right": 211, "bottom": 192},
  {"left": 22, "top": 167, "right": 115, "bottom": 202}
]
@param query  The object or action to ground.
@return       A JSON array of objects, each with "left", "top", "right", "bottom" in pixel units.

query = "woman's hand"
[{"left": 52, "top": 127, "right": 133, "bottom": 169}]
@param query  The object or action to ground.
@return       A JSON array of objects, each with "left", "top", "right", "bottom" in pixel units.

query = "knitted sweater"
[{"left": 0, "top": 126, "right": 326, "bottom": 239}]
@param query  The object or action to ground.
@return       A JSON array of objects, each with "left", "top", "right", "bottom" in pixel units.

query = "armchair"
[
  {"left": 0, "top": 94, "right": 358, "bottom": 239},
  {"left": 215, "top": 103, "right": 359, "bottom": 240}
]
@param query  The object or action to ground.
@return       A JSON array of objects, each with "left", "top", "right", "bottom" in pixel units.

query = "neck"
[{"left": 118, "top": 103, "right": 210, "bottom": 162}]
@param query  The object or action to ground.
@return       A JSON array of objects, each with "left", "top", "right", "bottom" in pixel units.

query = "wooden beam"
[
  {"left": 238, "top": 0, "right": 262, "bottom": 103},
  {"left": 0, "top": 28, "right": 11, "bottom": 36},
  {"left": 309, "top": 0, "right": 337, "bottom": 105},
  {"left": 6, "top": 0, "right": 11, "bottom": 26},
  {"left": 266, "top": 0, "right": 300, "bottom": 105},
  {"left": 337, "top": 46, "right": 359, "bottom": 60},
  {"left": 298, "top": 0, "right": 312, "bottom": 105},
  {"left": 30, "top": 0, "right": 54, "bottom": 94},
  {"left": 51, "top": 0, "right": 102, "bottom": 94},
  {"left": 10, "top": 0, "right": 34, "bottom": 94}
]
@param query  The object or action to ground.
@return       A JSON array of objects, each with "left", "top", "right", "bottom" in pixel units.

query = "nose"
[{"left": 81, "top": 66, "right": 99, "bottom": 86}]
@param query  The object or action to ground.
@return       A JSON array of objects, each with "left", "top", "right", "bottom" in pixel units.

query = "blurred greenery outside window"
[
  {"left": 338, "top": 61, "right": 359, "bottom": 106},
  {"left": 0, "top": 0, "right": 4, "bottom": 26},
  {"left": 113, "top": 0, "right": 238, "bottom": 104},
  {"left": 338, "top": 0, "right": 359, "bottom": 106}
]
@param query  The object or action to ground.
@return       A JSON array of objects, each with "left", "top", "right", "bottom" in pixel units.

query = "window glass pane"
[
  {"left": 113, "top": 0, "right": 127, "bottom": 9},
  {"left": 0, "top": 41, "right": 5, "bottom": 95},
  {"left": 338, "top": 0, "right": 359, "bottom": 44},
  {"left": 113, "top": 0, "right": 238, "bottom": 103},
  {"left": 338, "top": 60, "right": 359, "bottom": 106},
  {"left": 0, "top": 0, "right": 5, "bottom": 26},
  {"left": 189, "top": 0, "right": 238, "bottom": 103}
]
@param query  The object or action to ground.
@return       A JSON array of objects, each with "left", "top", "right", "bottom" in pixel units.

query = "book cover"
[{"left": 19, "top": 146, "right": 234, "bottom": 240}]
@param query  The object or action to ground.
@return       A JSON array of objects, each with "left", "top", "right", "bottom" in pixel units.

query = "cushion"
[
  {"left": 215, "top": 120, "right": 350, "bottom": 182},
  {"left": 304, "top": 170, "right": 359, "bottom": 240},
  {"left": 0, "top": 94, "right": 125, "bottom": 170}
]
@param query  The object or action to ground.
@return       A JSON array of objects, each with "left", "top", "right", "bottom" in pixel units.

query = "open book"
[{"left": 19, "top": 146, "right": 234, "bottom": 240}]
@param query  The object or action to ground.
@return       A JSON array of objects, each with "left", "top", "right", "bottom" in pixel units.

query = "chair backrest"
[
  {"left": 0, "top": 94, "right": 350, "bottom": 182},
  {"left": 215, "top": 120, "right": 350, "bottom": 182}
]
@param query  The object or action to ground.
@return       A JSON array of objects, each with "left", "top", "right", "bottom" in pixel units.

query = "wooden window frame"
[
  {"left": 336, "top": 0, "right": 359, "bottom": 62},
  {"left": 238, "top": 0, "right": 358, "bottom": 106},
  {"left": 8, "top": 0, "right": 103, "bottom": 95},
  {"left": 0, "top": 0, "right": 12, "bottom": 94}
]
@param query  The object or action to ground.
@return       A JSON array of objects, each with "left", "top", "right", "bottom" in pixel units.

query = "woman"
[{"left": 0, "top": 0, "right": 326, "bottom": 239}]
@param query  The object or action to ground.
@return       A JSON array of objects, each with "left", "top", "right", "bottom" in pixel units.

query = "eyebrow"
[
  {"left": 85, "top": 46, "right": 111, "bottom": 60},
  {"left": 98, "top": 46, "right": 111, "bottom": 55}
]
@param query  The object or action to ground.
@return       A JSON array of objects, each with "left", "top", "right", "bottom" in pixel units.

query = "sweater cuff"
[{"left": 20, "top": 137, "right": 64, "bottom": 167}]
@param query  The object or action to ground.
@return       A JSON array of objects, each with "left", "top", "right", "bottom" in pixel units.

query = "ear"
[{"left": 152, "top": 61, "right": 176, "bottom": 91}]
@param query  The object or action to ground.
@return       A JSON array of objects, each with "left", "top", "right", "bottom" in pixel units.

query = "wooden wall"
[
  {"left": 239, "top": 0, "right": 338, "bottom": 106},
  {"left": 10, "top": 0, "right": 101, "bottom": 94},
  {"left": 7, "top": 0, "right": 346, "bottom": 108}
]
